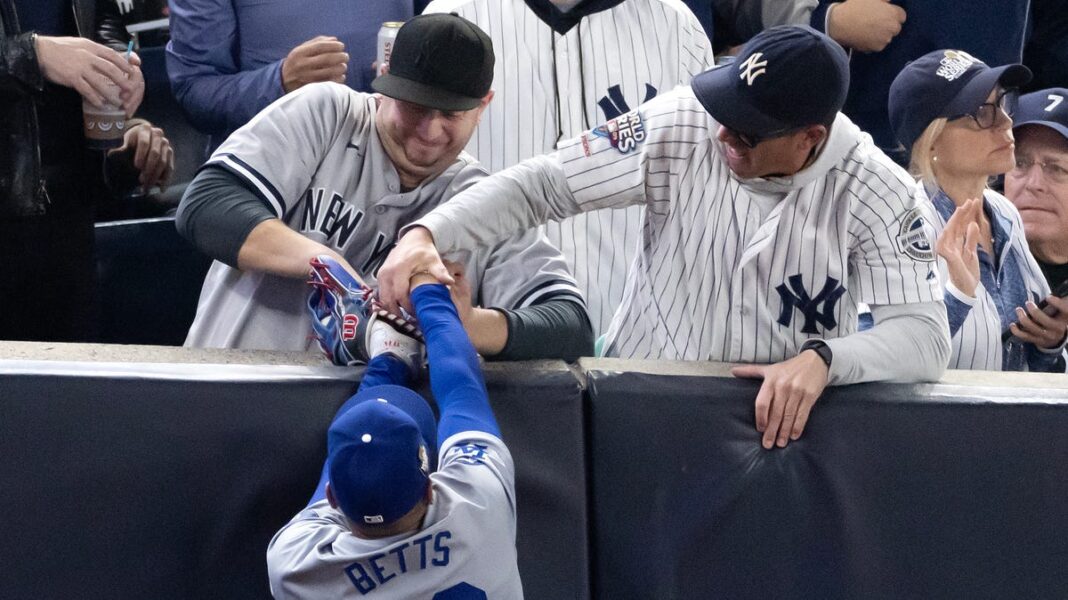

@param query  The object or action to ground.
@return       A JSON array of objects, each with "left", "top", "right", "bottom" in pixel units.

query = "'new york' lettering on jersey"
[
  {"left": 184, "top": 83, "right": 582, "bottom": 351},
  {"left": 424, "top": 0, "right": 714, "bottom": 335}
]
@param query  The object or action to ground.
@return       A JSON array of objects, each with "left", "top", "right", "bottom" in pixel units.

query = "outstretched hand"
[
  {"left": 378, "top": 227, "right": 455, "bottom": 314},
  {"left": 732, "top": 350, "right": 830, "bottom": 449},
  {"left": 936, "top": 198, "right": 982, "bottom": 298}
]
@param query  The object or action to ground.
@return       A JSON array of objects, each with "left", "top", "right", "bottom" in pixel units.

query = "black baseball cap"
[
  {"left": 372, "top": 13, "right": 494, "bottom": 112},
  {"left": 692, "top": 25, "right": 849, "bottom": 138},
  {"left": 888, "top": 49, "right": 1032, "bottom": 153},
  {"left": 1013, "top": 87, "right": 1068, "bottom": 142}
]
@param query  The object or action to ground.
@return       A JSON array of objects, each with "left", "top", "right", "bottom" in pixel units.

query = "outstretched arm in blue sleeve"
[{"left": 411, "top": 283, "right": 502, "bottom": 446}]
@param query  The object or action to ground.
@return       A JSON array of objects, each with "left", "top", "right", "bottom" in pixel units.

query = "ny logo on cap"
[{"left": 738, "top": 52, "right": 768, "bottom": 86}]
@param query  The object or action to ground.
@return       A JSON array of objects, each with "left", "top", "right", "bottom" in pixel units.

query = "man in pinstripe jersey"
[
  {"left": 381, "top": 26, "right": 952, "bottom": 450},
  {"left": 422, "top": 0, "right": 715, "bottom": 337}
]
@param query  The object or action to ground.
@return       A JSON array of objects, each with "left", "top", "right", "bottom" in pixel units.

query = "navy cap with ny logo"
[{"left": 691, "top": 25, "right": 850, "bottom": 139}]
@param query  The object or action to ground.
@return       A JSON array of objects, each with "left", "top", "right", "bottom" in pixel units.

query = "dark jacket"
[
  {"left": 0, "top": 0, "right": 134, "bottom": 219},
  {"left": 0, "top": 1, "right": 48, "bottom": 218}
]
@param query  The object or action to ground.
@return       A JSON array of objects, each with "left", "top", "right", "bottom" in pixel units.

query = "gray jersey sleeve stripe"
[
  {"left": 513, "top": 279, "right": 585, "bottom": 308},
  {"left": 209, "top": 153, "right": 287, "bottom": 217}
]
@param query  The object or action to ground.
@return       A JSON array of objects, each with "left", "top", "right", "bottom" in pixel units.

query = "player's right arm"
[
  {"left": 411, "top": 277, "right": 518, "bottom": 516},
  {"left": 166, "top": 0, "right": 286, "bottom": 135}
]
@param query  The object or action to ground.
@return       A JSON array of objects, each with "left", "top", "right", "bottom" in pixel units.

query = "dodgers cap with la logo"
[
  {"left": 888, "top": 49, "right": 1032, "bottom": 154},
  {"left": 691, "top": 25, "right": 849, "bottom": 139}
]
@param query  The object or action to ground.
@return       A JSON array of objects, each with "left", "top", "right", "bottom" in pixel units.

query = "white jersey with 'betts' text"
[
  {"left": 424, "top": 0, "right": 714, "bottom": 334},
  {"left": 267, "top": 432, "right": 522, "bottom": 599},
  {"left": 414, "top": 87, "right": 942, "bottom": 364},
  {"left": 185, "top": 83, "right": 582, "bottom": 350}
]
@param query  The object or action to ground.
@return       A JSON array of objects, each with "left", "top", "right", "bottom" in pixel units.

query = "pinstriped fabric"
[
  {"left": 551, "top": 89, "right": 942, "bottom": 360},
  {"left": 424, "top": 0, "right": 714, "bottom": 334},
  {"left": 415, "top": 87, "right": 941, "bottom": 362}
]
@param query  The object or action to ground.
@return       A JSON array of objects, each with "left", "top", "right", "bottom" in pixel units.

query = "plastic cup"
[{"left": 82, "top": 99, "right": 127, "bottom": 150}]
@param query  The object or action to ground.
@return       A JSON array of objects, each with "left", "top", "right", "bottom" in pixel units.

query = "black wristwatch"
[{"left": 800, "top": 339, "right": 833, "bottom": 368}]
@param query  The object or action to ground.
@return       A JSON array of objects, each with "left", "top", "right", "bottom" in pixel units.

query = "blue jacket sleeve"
[
  {"left": 165, "top": 0, "right": 286, "bottom": 136},
  {"left": 943, "top": 290, "right": 973, "bottom": 338},
  {"left": 411, "top": 284, "right": 502, "bottom": 446}
]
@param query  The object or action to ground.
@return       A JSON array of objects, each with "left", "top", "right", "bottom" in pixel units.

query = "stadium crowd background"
[
  {"left": 0, "top": 0, "right": 1065, "bottom": 361},
  {"left": 3, "top": 2, "right": 1068, "bottom": 598}
]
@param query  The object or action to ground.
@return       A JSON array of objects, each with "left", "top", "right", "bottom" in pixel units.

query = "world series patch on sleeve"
[{"left": 590, "top": 110, "right": 646, "bottom": 154}]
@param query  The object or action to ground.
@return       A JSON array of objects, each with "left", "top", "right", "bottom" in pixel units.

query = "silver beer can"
[{"left": 377, "top": 22, "right": 403, "bottom": 75}]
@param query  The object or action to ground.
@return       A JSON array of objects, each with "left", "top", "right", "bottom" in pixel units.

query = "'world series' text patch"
[{"left": 591, "top": 110, "right": 646, "bottom": 154}]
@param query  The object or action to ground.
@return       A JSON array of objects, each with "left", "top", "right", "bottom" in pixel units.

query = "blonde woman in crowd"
[{"left": 888, "top": 49, "right": 1068, "bottom": 371}]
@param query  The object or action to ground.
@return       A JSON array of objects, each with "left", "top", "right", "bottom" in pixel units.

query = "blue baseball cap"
[
  {"left": 888, "top": 49, "right": 1032, "bottom": 153},
  {"left": 327, "top": 385, "right": 438, "bottom": 526},
  {"left": 1013, "top": 88, "right": 1068, "bottom": 142},
  {"left": 692, "top": 25, "right": 849, "bottom": 138}
]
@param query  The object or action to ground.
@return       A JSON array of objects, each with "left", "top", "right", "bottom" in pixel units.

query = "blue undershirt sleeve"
[{"left": 411, "top": 284, "right": 502, "bottom": 446}]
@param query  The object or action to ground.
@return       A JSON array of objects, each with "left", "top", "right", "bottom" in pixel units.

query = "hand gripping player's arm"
[{"left": 306, "top": 272, "right": 501, "bottom": 503}]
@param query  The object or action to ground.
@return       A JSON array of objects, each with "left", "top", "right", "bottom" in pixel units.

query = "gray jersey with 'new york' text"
[{"left": 185, "top": 83, "right": 582, "bottom": 350}]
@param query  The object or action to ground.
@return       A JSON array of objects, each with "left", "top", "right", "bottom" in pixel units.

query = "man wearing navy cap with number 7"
[
  {"left": 380, "top": 25, "right": 952, "bottom": 450},
  {"left": 1005, "top": 88, "right": 1068, "bottom": 291},
  {"left": 267, "top": 272, "right": 522, "bottom": 599}
]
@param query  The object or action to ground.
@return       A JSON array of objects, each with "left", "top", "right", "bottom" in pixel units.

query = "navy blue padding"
[
  {"left": 0, "top": 361, "right": 589, "bottom": 600},
  {"left": 0, "top": 373, "right": 348, "bottom": 600},
  {"left": 95, "top": 217, "right": 212, "bottom": 346},
  {"left": 587, "top": 372, "right": 1068, "bottom": 600}
]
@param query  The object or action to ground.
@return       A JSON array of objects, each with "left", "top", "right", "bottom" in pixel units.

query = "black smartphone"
[{"left": 1001, "top": 278, "right": 1068, "bottom": 343}]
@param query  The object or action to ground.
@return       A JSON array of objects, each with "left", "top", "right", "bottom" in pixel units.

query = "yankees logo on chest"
[
  {"left": 598, "top": 83, "right": 658, "bottom": 121},
  {"left": 775, "top": 274, "right": 847, "bottom": 334}
]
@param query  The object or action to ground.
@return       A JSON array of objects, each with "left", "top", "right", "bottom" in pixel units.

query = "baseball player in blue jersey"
[
  {"left": 888, "top": 51, "right": 1068, "bottom": 371},
  {"left": 267, "top": 268, "right": 522, "bottom": 599},
  {"left": 380, "top": 26, "right": 952, "bottom": 450}
]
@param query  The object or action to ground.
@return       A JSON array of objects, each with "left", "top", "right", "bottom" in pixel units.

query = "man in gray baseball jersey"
[
  {"left": 380, "top": 26, "right": 952, "bottom": 449},
  {"left": 176, "top": 14, "right": 592, "bottom": 361},
  {"left": 268, "top": 275, "right": 522, "bottom": 599}
]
